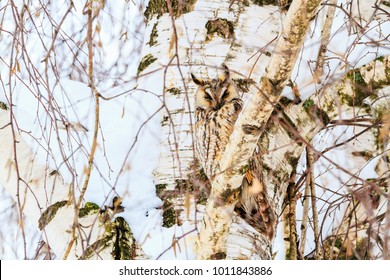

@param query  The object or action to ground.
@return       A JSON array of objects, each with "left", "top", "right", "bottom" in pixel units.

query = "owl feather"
[{"left": 192, "top": 64, "right": 276, "bottom": 240}]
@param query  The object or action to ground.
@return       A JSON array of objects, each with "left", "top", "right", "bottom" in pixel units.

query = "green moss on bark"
[
  {"left": 79, "top": 202, "right": 100, "bottom": 218},
  {"left": 167, "top": 87, "right": 182, "bottom": 95},
  {"left": 38, "top": 200, "right": 68, "bottom": 230},
  {"left": 252, "top": 0, "right": 279, "bottom": 5},
  {"left": 286, "top": 153, "right": 299, "bottom": 170},
  {"left": 0, "top": 101, "right": 8, "bottom": 110},
  {"left": 137, "top": 54, "right": 157, "bottom": 75},
  {"left": 221, "top": 185, "right": 241, "bottom": 204},
  {"left": 345, "top": 69, "right": 377, "bottom": 106},
  {"left": 162, "top": 200, "right": 178, "bottom": 227},
  {"left": 155, "top": 182, "right": 181, "bottom": 227},
  {"left": 205, "top": 18, "right": 234, "bottom": 40},
  {"left": 144, "top": 0, "right": 197, "bottom": 22},
  {"left": 83, "top": 217, "right": 136, "bottom": 260},
  {"left": 147, "top": 22, "right": 159, "bottom": 46},
  {"left": 233, "top": 78, "right": 255, "bottom": 93},
  {"left": 303, "top": 98, "right": 315, "bottom": 109},
  {"left": 210, "top": 252, "right": 227, "bottom": 260}
]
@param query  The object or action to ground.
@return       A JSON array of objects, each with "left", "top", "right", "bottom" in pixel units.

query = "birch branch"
[
  {"left": 299, "top": 166, "right": 311, "bottom": 255},
  {"left": 197, "top": 0, "right": 323, "bottom": 259},
  {"left": 286, "top": 179, "right": 299, "bottom": 260},
  {"left": 313, "top": 0, "right": 337, "bottom": 83},
  {"left": 63, "top": 0, "right": 101, "bottom": 260},
  {"left": 307, "top": 147, "right": 321, "bottom": 260}
]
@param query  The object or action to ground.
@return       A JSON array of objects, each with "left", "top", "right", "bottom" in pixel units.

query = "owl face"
[{"left": 191, "top": 65, "right": 240, "bottom": 111}]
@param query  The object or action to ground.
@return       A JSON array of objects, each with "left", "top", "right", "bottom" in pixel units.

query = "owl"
[{"left": 191, "top": 64, "right": 276, "bottom": 240}]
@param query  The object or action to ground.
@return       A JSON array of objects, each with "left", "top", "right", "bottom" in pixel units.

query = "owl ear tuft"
[
  {"left": 191, "top": 73, "right": 204, "bottom": 86},
  {"left": 219, "top": 63, "right": 230, "bottom": 83}
]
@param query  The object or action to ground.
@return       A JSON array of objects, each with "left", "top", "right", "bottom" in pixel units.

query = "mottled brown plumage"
[
  {"left": 192, "top": 64, "right": 276, "bottom": 240},
  {"left": 192, "top": 65, "right": 242, "bottom": 177}
]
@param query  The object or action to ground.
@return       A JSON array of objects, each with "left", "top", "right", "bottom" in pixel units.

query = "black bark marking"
[{"left": 242, "top": 125, "right": 261, "bottom": 136}]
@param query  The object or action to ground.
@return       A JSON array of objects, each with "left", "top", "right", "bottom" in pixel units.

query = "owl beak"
[
  {"left": 215, "top": 103, "right": 223, "bottom": 110},
  {"left": 215, "top": 99, "right": 224, "bottom": 110}
]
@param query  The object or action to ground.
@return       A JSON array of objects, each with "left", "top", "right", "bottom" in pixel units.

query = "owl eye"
[
  {"left": 204, "top": 90, "right": 213, "bottom": 101},
  {"left": 221, "top": 89, "right": 230, "bottom": 100}
]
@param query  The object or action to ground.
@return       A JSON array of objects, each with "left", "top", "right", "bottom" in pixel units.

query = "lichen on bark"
[
  {"left": 232, "top": 78, "right": 255, "bottom": 93},
  {"left": 38, "top": 200, "right": 68, "bottom": 230},
  {"left": 147, "top": 22, "right": 159, "bottom": 46},
  {"left": 83, "top": 216, "right": 136, "bottom": 260},
  {"left": 0, "top": 102, "right": 8, "bottom": 110},
  {"left": 205, "top": 18, "right": 235, "bottom": 40},
  {"left": 144, "top": 0, "right": 197, "bottom": 22},
  {"left": 137, "top": 54, "right": 157, "bottom": 75},
  {"left": 79, "top": 202, "right": 100, "bottom": 218}
]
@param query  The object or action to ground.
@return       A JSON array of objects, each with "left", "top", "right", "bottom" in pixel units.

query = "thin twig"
[
  {"left": 41, "top": 1, "right": 75, "bottom": 63},
  {"left": 63, "top": 0, "right": 100, "bottom": 259},
  {"left": 286, "top": 179, "right": 298, "bottom": 260},
  {"left": 8, "top": 0, "right": 28, "bottom": 259},
  {"left": 313, "top": 0, "right": 337, "bottom": 83},
  {"left": 299, "top": 152, "right": 311, "bottom": 256},
  {"left": 384, "top": 193, "right": 390, "bottom": 260}
]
